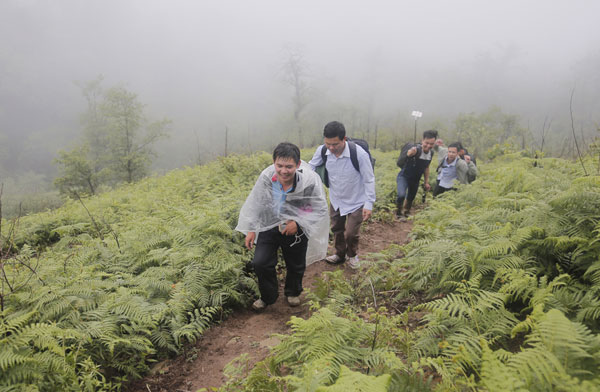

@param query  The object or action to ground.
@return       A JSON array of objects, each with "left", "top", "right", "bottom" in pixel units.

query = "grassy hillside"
[
  {"left": 0, "top": 148, "right": 403, "bottom": 391},
  {"left": 5, "top": 147, "right": 598, "bottom": 391},
  {"left": 0, "top": 153, "right": 277, "bottom": 390},
  {"left": 220, "top": 154, "right": 600, "bottom": 392}
]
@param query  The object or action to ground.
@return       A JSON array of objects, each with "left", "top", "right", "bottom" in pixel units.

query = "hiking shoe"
[
  {"left": 325, "top": 254, "right": 345, "bottom": 265},
  {"left": 347, "top": 255, "right": 360, "bottom": 269},
  {"left": 252, "top": 299, "right": 267, "bottom": 311},
  {"left": 287, "top": 296, "right": 301, "bottom": 307}
]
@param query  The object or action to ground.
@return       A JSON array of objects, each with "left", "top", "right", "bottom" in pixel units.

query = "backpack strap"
[
  {"left": 319, "top": 145, "right": 329, "bottom": 187},
  {"left": 320, "top": 144, "right": 327, "bottom": 163},
  {"left": 436, "top": 157, "right": 445, "bottom": 173},
  {"left": 320, "top": 142, "right": 360, "bottom": 176},
  {"left": 347, "top": 141, "right": 360, "bottom": 172}
]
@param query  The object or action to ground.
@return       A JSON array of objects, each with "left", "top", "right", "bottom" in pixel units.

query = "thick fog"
[{"left": 1, "top": 0, "right": 600, "bottom": 179}]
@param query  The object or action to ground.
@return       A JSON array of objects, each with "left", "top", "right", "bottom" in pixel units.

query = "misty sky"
[{"left": 1, "top": 0, "right": 600, "bottom": 173}]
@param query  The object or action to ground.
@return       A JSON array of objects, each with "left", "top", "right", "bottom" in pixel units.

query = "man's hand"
[
  {"left": 245, "top": 232, "right": 256, "bottom": 250},
  {"left": 464, "top": 155, "right": 471, "bottom": 163},
  {"left": 362, "top": 208, "right": 372, "bottom": 221},
  {"left": 407, "top": 146, "right": 418, "bottom": 157},
  {"left": 424, "top": 182, "right": 431, "bottom": 191},
  {"left": 435, "top": 139, "right": 444, "bottom": 147},
  {"left": 281, "top": 220, "right": 298, "bottom": 236}
]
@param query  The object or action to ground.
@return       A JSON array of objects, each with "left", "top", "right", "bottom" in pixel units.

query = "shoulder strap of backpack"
[
  {"left": 320, "top": 145, "right": 327, "bottom": 163},
  {"left": 347, "top": 141, "right": 360, "bottom": 172},
  {"left": 437, "top": 157, "right": 445, "bottom": 172}
]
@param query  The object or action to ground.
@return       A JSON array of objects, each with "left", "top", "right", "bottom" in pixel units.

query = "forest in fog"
[{"left": 1, "top": 0, "right": 599, "bottom": 216}]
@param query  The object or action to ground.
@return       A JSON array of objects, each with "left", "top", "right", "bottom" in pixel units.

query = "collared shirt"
[
  {"left": 271, "top": 173, "right": 296, "bottom": 217},
  {"left": 309, "top": 142, "right": 376, "bottom": 216},
  {"left": 437, "top": 157, "right": 458, "bottom": 188}
]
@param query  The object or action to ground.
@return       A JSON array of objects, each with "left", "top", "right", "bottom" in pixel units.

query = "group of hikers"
[
  {"left": 396, "top": 129, "right": 478, "bottom": 219},
  {"left": 235, "top": 121, "right": 478, "bottom": 311}
]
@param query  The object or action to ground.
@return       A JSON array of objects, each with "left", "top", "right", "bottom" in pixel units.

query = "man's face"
[
  {"left": 421, "top": 137, "right": 436, "bottom": 153},
  {"left": 274, "top": 157, "right": 300, "bottom": 185},
  {"left": 447, "top": 147, "right": 458, "bottom": 162},
  {"left": 324, "top": 136, "right": 346, "bottom": 157},
  {"left": 458, "top": 149, "right": 465, "bottom": 158}
]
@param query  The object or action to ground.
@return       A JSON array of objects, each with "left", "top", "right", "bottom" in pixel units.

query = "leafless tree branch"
[{"left": 570, "top": 87, "right": 588, "bottom": 176}]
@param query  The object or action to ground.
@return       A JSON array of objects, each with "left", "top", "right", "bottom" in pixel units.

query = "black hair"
[
  {"left": 273, "top": 142, "right": 301, "bottom": 164},
  {"left": 323, "top": 121, "right": 346, "bottom": 140},
  {"left": 448, "top": 142, "right": 461, "bottom": 150},
  {"left": 422, "top": 129, "right": 438, "bottom": 140}
]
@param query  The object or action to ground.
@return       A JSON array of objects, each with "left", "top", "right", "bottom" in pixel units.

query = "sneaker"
[
  {"left": 286, "top": 296, "right": 301, "bottom": 307},
  {"left": 325, "top": 254, "right": 345, "bottom": 265},
  {"left": 252, "top": 299, "right": 267, "bottom": 310},
  {"left": 347, "top": 255, "right": 360, "bottom": 269}
]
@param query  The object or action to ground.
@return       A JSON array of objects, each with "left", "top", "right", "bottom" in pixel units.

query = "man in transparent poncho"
[{"left": 236, "top": 142, "right": 329, "bottom": 310}]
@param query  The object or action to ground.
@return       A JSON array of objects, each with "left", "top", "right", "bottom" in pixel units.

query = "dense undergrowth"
[
  {"left": 220, "top": 153, "right": 600, "bottom": 391},
  {"left": 0, "top": 148, "right": 406, "bottom": 391},
  {"left": 2, "top": 148, "right": 599, "bottom": 391},
  {"left": 0, "top": 153, "right": 281, "bottom": 391}
]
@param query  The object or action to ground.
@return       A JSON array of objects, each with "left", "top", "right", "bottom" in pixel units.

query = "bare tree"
[
  {"left": 570, "top": 87, "right": 588, "bottom": 175},
  {"left": 540, "top": 116, "right": 552, "bottom": 153},
  {"left": 0, "top": 186, "right": 45, "bottom": 312},
  {"left": 282, "top": 45, "right": 311, "bottom": 147}
]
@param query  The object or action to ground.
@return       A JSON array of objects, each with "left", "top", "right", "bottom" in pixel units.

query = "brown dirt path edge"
[{"left": 129, "top": 218, "right": 411, "bottom": 392}]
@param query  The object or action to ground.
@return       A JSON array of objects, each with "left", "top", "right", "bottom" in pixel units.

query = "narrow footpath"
[{"left": 130, "top": 218, "right": 412, "bottom": 392}]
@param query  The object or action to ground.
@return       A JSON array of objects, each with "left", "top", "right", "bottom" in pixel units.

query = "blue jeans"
[{"left": 396, "top": 173, "right": 420, "bottom": 204}]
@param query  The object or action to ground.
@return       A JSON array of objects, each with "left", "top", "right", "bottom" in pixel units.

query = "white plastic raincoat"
[{"left": 236, "top": 161, "right": 329, "bottom": 264}]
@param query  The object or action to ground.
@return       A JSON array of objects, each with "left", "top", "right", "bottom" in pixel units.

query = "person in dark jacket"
[{"left": 396, "top": 130, "right": 437, "bottom": 219}]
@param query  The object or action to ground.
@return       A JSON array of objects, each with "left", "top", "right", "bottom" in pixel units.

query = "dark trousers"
[
  {"left": 396, "top": 174, "right": 422, "bottom": 215},
  {"left": 252, "top": 227, "right": 308, "bottom": 304},
  {"left": 396, "top": 173, "right": 420, "bottom": 204},
  {"left": 330, "top": 205, "right": 364, "bottom": 259},
  {"left": 433, "top": 180, "right": 454, "bottom": 197}
]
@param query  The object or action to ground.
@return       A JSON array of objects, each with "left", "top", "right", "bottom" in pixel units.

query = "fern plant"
[{"left": 0, "top": 154, "right": 271, "bottom": 390}]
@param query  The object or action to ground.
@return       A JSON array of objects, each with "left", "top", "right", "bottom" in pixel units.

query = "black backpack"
[
  {"left": 397, "top": 142, "right": 420, "bottom": 168},
  {"left": 316, "top": 138, "right": 375, "bottom": 187}
]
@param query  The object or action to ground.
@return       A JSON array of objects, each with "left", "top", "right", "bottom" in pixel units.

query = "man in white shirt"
[
  {"left": 309, "top": 121, "right": 376, "bottom": 269},
  {"left": 433, "top": 142, "right": 478, "bottom": 197}
]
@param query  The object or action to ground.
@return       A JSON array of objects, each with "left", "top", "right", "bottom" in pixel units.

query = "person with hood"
[{"left": 236, "top": 142, "right": 329, "bottom": 310}]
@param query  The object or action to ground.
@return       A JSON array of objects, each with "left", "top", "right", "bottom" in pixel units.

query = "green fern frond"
[
  {"left": 315, "top": 365, "right": 391, "bottom": 392},
  {"left": 479, "top": 340, "right": 528, "bottom": 391}
]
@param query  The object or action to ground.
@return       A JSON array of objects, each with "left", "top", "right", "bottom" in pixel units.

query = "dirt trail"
[{"left": 130, "top": 218, "right": 411, "bottom": 392}]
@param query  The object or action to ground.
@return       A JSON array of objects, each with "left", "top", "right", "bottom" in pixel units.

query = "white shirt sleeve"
[
  {"left": 357, "top": 148, "right": 376, "bottom": 210},
  {"left": 308, "top": 146, "right": 324, "bottom": 171}
]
